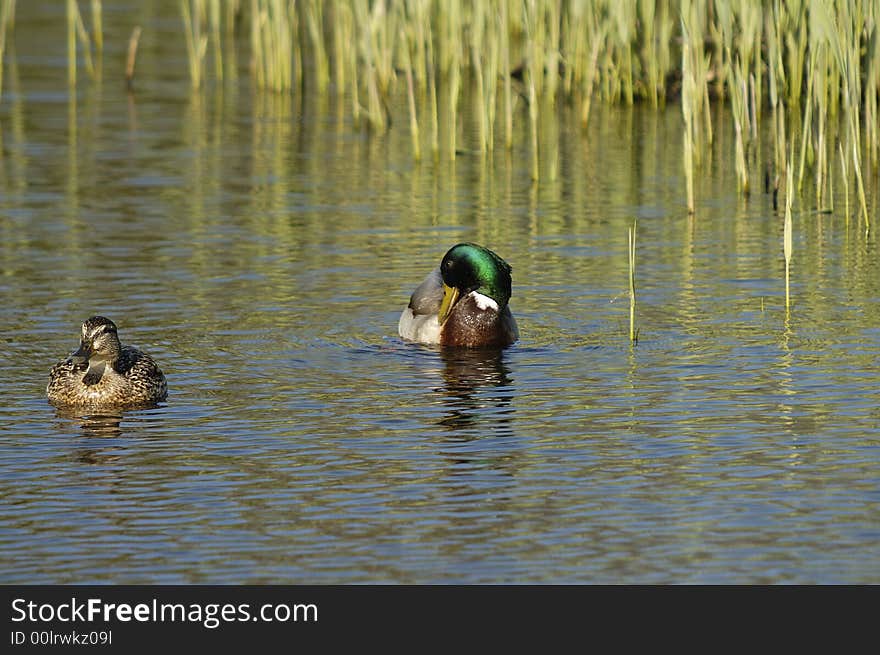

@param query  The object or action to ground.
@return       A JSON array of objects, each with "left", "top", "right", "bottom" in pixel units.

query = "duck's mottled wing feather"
[{"left": 408, "top": 267, "right": 444, "bottom": 316}]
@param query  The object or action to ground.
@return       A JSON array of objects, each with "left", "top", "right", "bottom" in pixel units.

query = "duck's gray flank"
[{"left": 47, "top": 316, "right": 167, "bottom": 407}]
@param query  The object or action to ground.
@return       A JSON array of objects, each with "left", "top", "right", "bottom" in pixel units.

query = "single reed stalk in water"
[
  {"left": 851, "top": 134, "right": 870, "bottom": 236},
  {"left": 181, "top": 0, "right": 207, "bottom": 90},
  {"left": 305, "top": 0, "right": 328, "bottom": 93},
  {"left": 209, "top": 0, "right": 222, "bottom": 82},
  {"left": 403, "top": 28, "right": 420, "bottom": 162},
  {"left": 528, "top": 73, "right": 538, "bottom": 181},
  {"left": 730, "top": 64, "right": 749, "bottom": 195},
  {"left": 0, "top": 0, "right": 14, "bottom": 101},
  {"left": 681, "top": 14, "right": 696, "bottom": 214},
  {"left": 73, "top": 1, "right": 95, "bottom": 79},
  {"left": 66, "top": 0, "right": 77, "bottom": 87},
  {"left": 838, "top": 140, "right": 850, "bottom": 225},
  {"left": 91, "top": 0, "right": 102, "bottom": 79},
  {"left": 125, "top": 26, "right": 142, "bottom": 91},
  {"left": 250, "top": 0, "right": 263, "bottom": 88},
  {"left": 796, "top": 53, "right": 815, "bottom": 193},
  {"left": 331, "top": 0, "right": 346, "bottom": 101},
  {"left": 784, "top": 144, "right": 794, "bottom": 311},
  {"left": 628, "top": 221, "right": 637, "bottom": 344},
  {"left": 92, "top": 0, "right": 104, "bottom": 79},
  {"left": 501, "top": 0, "right": 512, "bottom": 149},
  {"left": 426, "top": 25, "right": 438, "bottom": 156},
  {"left": 469, "top": 12, "right": 487, "bottom": 154}
]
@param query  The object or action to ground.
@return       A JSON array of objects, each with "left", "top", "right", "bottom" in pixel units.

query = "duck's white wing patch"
[
  {"left": 471, "top": 291, "right": 499, "bottom": 312},
  {"left": 398, "top": 307, "right": 442, "bottom": 344}
]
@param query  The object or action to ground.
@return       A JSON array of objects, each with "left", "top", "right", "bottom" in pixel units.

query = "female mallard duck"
[
  {"left": 399, "top": 243, "right": 519, "bottom": 347},
  {"left": 47, "top": 316, "right": 167, "bottom": 407}
]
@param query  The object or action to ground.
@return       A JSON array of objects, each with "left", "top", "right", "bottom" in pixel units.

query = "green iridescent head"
[{"left": 438, "top": 243, "right": 513, "bottom": 322}]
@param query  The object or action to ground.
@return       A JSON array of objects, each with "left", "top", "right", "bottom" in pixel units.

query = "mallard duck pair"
[{"left": 48, "top": 243, "right": 517, "bottom": 408}]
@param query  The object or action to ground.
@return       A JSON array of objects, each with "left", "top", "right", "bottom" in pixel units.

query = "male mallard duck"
[
  {"left": 398, "top": 243, "right": 519, "bottom": 347},
  {"left": 47, "top": 316, "right": 167, "bottom": 407}
]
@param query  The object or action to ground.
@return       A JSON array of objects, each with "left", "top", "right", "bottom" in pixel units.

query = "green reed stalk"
[
  {"left": 730, "top": 61, "right": 749, "bottom": 195},
  {"left": 484, "top": 12, "right": 499, "bottom": 154},
  {"left": 784, "top": 0, "right": 808, "bottom": 111},
  {"left": 837, "top": 133, "right": 851, "bottom": 228},
  {"left": 0, "top": 0, "right": 13, "bottom": 101},
  {"left": 796, "top": 51, "right": 814, "bottom": 193},
  {"left": 305, "top": 0, "right": 329, "bottom": 93},
  {"left": 332, "top": 0, "right": 346, "bottom": 100},
  {"left": 289, "top": 2, "right": 301, "bottom": 93},
  {"left": 614, "top": 0, "right": 635, "bottom": 106},
  {"left": 356, "top": 0, "right": 385, "bottom": 133},
  {"left": 181, "top": 0, "right": 207, "bottom": 90},
  {"left": 91, "top": 0, "right": 102, "bottom": 79},
  {"left": 403, "top": 26, "right": 420, "bottom": 162},
  {"left": 525, "top": 0, "right": 539, "bottom": 180},
  {"left": 545, "top": 0, "right": 561, "bottom": 102},
  {"left": 628, "top": 221, "right": 638, "bottom": 344},
  {"left": 209, "top": 0, "right": 222, "bottom": 82},
  {"left": 125, "top": 25, "right": 142, "bottom": 91},
  {"left": 500, "top": 0, "right": 512, "bottom": 148},
  {"left": 349, "top": 10, "right": 359, "bottom": 126},
  {"left": 639, "top": 0, "right": 657, "bottom": 107},
  {"left": 73, "top": 2, "right": 95, "bottom": 79},
  {"left": 446, "top": 0, "right": 461, "bottom": 158},
  {"left": 640, "top": 0, "right": 672, "bottom": 108},
  {"left": 579, "top": 19, "right": 605, "bottom": 128},
  {"left": 469, "top": 6, "right": 487, "bottom": 154},
  {"left": 680, "top": 2, "right": 700, "bottom": 213},
  {"left": 851, "top": 132, "right": 870, "bottom": 235},
  {"left": 250, "top": 0, "right": 263, "bottom": 88},
  {"left": 866, "top": 0, "right": 879, "bottom": 165},
  {"left": 426, "top": 19, "right": 438, "bottom": 156},
  {"left": 528, "top": 59, "right": 539, "bottom": 180},
  {"left": 225, "top": 0, "right": 238, "bottom": 36},
  {"left": 784, "top": 142, "right": 793, "bottom": 311},
  {"left": 66, "top": 0, "right": 77, "bottom": 88}
]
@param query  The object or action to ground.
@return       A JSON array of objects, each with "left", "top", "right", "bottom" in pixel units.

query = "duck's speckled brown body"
[{"left": 47, "top": 316, "right": 167, "bottom": 407}]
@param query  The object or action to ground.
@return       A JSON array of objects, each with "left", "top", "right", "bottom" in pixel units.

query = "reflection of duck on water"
[
  {"left": 438, "top": 348, "right": 514, "bottom": 435},
  {"left": 51, "top": 407, "right": 127, "bottom": 464},
  {"left": 434, "top": 348, "right": 520, "bottom": 486},
  {"left": 53, "top": 407, "right": 125, "bottom": 439}
]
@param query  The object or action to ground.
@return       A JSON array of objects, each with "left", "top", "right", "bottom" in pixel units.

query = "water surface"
[{"left": 1, "top": 3, "right": 879, "bottom": 583}]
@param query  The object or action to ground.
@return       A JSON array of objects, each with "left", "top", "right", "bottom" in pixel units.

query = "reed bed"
[
  {"left": 2, "top": 2, "right": 877, "bottom": 223},
  {"left": 165, "top": 0, "right": 876, "bottom": 219}
]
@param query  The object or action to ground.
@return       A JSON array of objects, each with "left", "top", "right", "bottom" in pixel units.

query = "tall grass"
[
  {"left": 161, "top": 1, "right": 880, "bottom": 189},
  {"left": 2, "top": 2, "right": 877, "bottom": 222}
]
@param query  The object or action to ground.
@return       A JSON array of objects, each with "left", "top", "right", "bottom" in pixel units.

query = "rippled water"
[{"left": 1, "top": 3, "right": 879, "bottom": 583}]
